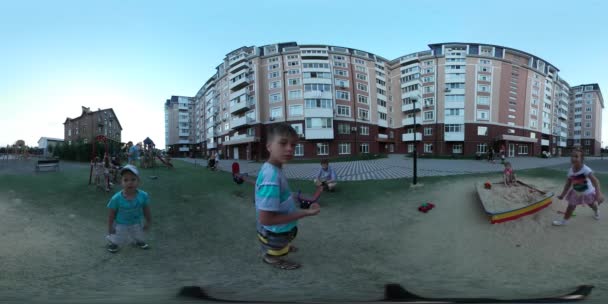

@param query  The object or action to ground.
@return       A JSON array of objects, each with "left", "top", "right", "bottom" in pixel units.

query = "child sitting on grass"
[{"left": 314, "top": 159, "right": 337, "bottom": 192}]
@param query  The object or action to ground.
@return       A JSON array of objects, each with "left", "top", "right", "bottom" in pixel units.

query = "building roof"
[
  {"left": 63, "top": 107, "right": 123, "bottom": 130},
  {"left": 572, "top": 83, "right": 604, "bottom": 108},
  {"left": 38, "top": 137, "right": 64, "bottom": 143}
]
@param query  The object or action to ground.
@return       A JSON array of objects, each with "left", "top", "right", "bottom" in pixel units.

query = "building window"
[
  {"left": 339, "top": 143, "right": 351, "bottom": 155},
  {"left": 585, "top": 122, "right": 592, "bottom": 128},
  {"left": 424, "top": 127, "right": 433, "bottom": 136},
  {"left": 335, "top": 79, "right": 349, "bottom": 87},
  {"left": 477, "top": 143, "right": 487, "bottom": 153},
  {"left": 446, "top": 108, "right": 464, "bottom": 116},
  {"left": 586, "top": 107, "right": 592, "bottom": 112},
  {"left": 586, "top": 114, "right": 592, "bottom": 120},
  {"left": 336, "top": 90, "right": 350, "bottom": 100},
  {"left": 478, "top": 74, "right": 490, "bottom": 81},
  {"left": 518, "top": 145, "right": 529, "bottom": 155},
  {"left": 357, "top": 95, "right": 368, "bottom": 104},
  {"left": 478, "top": 85, "right": 490, "bottom": 92},
  {"left": 359, "top": 126, "right": 369, "bottom": 135},
  {"left": 287, "top": 61, "right": 299, "bottom": 66},
  {"left": 289, "top": 105, "right": 303, "bottom": 117},
  {"left": 288, "top": 69, "right": 300, "bottom": 75},
  {"left": 424, "top": 111, "right": 434, "bottom": 121},
  {"left": 338, "top": 124, "right": 350, "bottom": 134},
  {"left": 477, "top": 126, "right": 488, "bottom": 136},
  {"left": 288, "top": 78, "right": 300, "bottom": 86},
  {"left": 270, "top": 80, "right": 282, "bottom": 89},
  {"left": 530, "top": 120, "right": 537, "bottom": 128},
  {"left": 334, "top": 69, "right": 348, "bottom": 77},
  {"left": 354, "top": 58, "right": 365, "bottom": 65},
  {"left": 424, "top": 144, "right": 433, "bottom": 153},
  {"left": 305, "top": 98, "right": 332, "bottom": 109},
  {"left": 295, "top": 144, "right": 304, "bottom": 156},
  {"left": 288, "top": 90, "right": 302, "bottom": 100},
  {"left": 423, "top": 86, "right": 434, "bottom": 93},
  {"left": 270, "top": 107, "right": 282, "bottom": 118},
  {"left": 452, "top": 144, "right": 463, "bottom": 154},
  {"left": 358, "top": 109, "right": 369, "bottom": 121},
  {"left": 291, "top": 123, "right": 303, "bottom": 135},
  {"left": 445, "top": 95, "right": 465, "bottom": 102},
  {"left": 477, "top": 110, "right": 489, "bottom": 120},
  {"left": 359, "top": 143, "right": 370, "bottom": 154},
  {"left": 585, "top": 131, "right": 591, "bottom": 137},
  {"left": 306, "top": 118, "right": 332, "bottom": 129},
  {"left": 477, "top": 96, "right": 490, "bottom": 105},
  {"left": 445, "top": 124, "right": 463, "bottom": 133},
  {"left": 424, "top": 98, "right": 434, "bottom": 106},
  {"left": 270, "top": 93, "right": 282, "bottom": 102},
  {"left": 357, "top": 83, "right": 368, "bottom": 92},
  {"left": 334, "top": 61, "right": 347, "bottom": 68},
  {"left": 356, "top": 73, "right": 367, "bottom": 80},
  {"left": 585, "top": 140, "right": 592, "bottom": 145},
  {"left": 268, "top": 71, "right": 279, "bottom": 78},
  {"left": 336, "top": 105, "right": 351, "bottom": 117},
  {"left": 317, "top": 143, "right": 329, "bottom": 156}
]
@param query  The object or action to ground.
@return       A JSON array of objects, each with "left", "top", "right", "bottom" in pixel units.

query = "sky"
[{"left": 1, "top": 0, "right": 607, "bottom": 149}]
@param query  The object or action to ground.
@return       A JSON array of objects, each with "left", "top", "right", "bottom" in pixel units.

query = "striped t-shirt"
[
  {"left": 568, "top": 165, "right": 595, "bottom": 195},
  {"left": 255, "top": 162, "right": 297, "bottom": 233}
]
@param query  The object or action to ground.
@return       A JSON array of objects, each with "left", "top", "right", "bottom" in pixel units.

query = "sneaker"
[
  {"left": 107, "top": 242, "right": 119, "bottom": 253},
  {"left": 136, "top": 241, "right": 149, "bottom": 249},
  {"left": 552, "top": 219, "right": 568, "bottom": 226},
  {"left": 594, "top": 210, "right": 600, "bottom": 220}
]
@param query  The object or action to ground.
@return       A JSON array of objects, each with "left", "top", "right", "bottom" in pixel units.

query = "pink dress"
[{"left": 565, "top": 165, "right": 597, "bottom": 206}]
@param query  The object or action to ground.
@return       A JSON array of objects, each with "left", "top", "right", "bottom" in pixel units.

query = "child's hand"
[
  {"left": 304, "top": 206, "right": 320, "bottom": 216},
  {"left": 598, "top": 194, "right": 605, "bottom": 205},
  {"left": 310, "top": 203, "right": 320, "bottom": 210}
]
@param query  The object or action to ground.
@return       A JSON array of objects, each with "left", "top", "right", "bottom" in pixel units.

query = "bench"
[{"left": 36, "top": 159, "right": 60, "bottom": 172}]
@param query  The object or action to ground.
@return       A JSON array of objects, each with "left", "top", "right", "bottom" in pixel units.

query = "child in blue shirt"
[
  {"left": 256, "top": 124, "right": 320, "bottom": 270},
  {"left": 315, "top": 159, "right": 337, "bottom": 191},
  {"left": 105, "top": 165, "right": 151, "bottom": 253}
]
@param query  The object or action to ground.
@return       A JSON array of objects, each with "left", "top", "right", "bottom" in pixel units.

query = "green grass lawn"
[{"left": 2, "top": 161, "right": 608, "bottom": 301}]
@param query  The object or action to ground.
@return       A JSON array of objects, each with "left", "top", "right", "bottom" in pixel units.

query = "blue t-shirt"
[
  {"left": 255, "top": 162, "right": 297, "bottom": 233},
  {"left": 129, "top": 146, "right": 139, "bottom": 160},
  {"left": 318, "top": 166, "right": 337, "bottom": 181},
  {"left": 107, "top": 190, "right": 149, "bottom": 225}
]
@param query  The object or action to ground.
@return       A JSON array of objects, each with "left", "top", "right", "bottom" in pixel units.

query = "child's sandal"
[{"left": 263, "top": 257, "right": 300, "bottom": 270}]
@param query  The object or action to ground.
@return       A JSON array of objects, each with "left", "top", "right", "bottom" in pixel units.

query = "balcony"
[
  {"left": 445, "top": 75, "right": 466, "bottom": 83},
  {"left": 444, "top": 115, "right": 465, "bottom": 124},
  {"left": 229, "top": 53, "right": 247, "bottom": 66},
  {"left": 305, "top": 128, "right": 334, "bottom": 140},
  {"left": 401, "top": 132, "right": 422, "bottom": 142},
  {"left": 178, "top": 132, "right": 190, "bottom": 137},
  {"left": 230, "top": 97, "right": 254, "bottom": 115},
  {"left": 378, "top": 133, "right": 388, "bottom": 139},
  {"left": 542, "top": 128, "right": 551, "bottom": 134},
  {"left": 560, "top": 131, "right": 567, "bottom": 137},
  {"left": 231, "top": 116, "right": 255, "bottom": 129},
  {"left": 303, "top": 77, "right": 332, "bottom": 85},
  {"left": 558, "top": 141, "right": 567, "bottom": 147},
  {"left": 559, "top": 112, "right": 567, "bottom": 120},
  {"left": 541, "top": 139, "right": 550, "bottom": 146},
  {"left": 303, "top": 90, "right": 332, "bottom": 99},
  {"left": 229, "top": 75, "right": 251, "bottom": 91},
  {"left": 229, "top": 87, "right": 249, "bottom": 101},
  {"left": 224, "top": 134, "right": 256, "bottom": 145},
  {"left": 446, "top": 88, "right": 465, "bottom": 95},
  {"left": 402, "top": 117, "right": 421, "bottom": 126},
  {"left": 304, "top": 107, "right": 333, "bottom": 118},
  {"left": 207, "top": 142, "right": 217, "bottom": 149},
  {"left": 444, "top": 132, "right": 465, "bottom": 142},
  {"left": 401, "top": 91, "right": 421, "bottom": 100},
  {"left": 378, "top": 119, "right": 388, "bottom": 128},
  {"left": 230, "top": 61, "right": 250, "bottom": 74},
  {"left": 178, "top": 147, "right": 190, "bottom": 152}
]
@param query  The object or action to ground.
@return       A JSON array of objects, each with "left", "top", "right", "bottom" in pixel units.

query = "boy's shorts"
[
  {"left": 256, "top": 224, "right": 297, "bottom": 257},
  {"left": 106, "top": 223, "right": 145, "bottom": 246}
]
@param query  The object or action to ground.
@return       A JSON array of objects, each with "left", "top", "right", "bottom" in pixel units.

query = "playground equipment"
[
  {"left": 89, "top": 135, "right": 110, "bottom": 190},
  {"left": 142, "top": 137, "right": 172, "bottom": 169}
]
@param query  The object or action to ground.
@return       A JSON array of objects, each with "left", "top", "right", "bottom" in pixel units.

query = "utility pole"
[{"left": 412, "top": 98, "right": 418, "bottom": 185}]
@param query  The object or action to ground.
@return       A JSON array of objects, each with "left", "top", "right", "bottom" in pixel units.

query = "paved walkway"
[{"left": 177, "top": 155, "right": 608, "bottom": 181}]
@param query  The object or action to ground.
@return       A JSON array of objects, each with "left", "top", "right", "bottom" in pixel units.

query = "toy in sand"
[{"left": 476, "top": 180, "right": 554, "bottom": 224}]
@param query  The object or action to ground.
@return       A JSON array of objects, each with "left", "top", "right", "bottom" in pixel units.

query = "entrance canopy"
[{"left": 496, "top": 134, "right": 538, "bottom": 144}]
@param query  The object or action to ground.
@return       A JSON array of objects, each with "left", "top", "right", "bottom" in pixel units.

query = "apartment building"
[
  {"left": 165, "top": 96, "right": 196, "bottom": 156},
  {"left": 166, "top": 42, "right": 603, "bottom": 160},
  {"left": 567, "top": 84, "right": 604, "bottom": 155},
  {"left": 64, "top": 106, "right": 122, "bottom": 145}
]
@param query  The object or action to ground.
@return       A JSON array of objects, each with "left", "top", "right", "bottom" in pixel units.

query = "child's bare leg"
[{"left": 564, "top": 204, "right": 577, "bottom": 220}]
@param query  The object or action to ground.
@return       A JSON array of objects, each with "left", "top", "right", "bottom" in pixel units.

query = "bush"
[{"left": 53, "top": 140, "right": 122, "bottom": 162}]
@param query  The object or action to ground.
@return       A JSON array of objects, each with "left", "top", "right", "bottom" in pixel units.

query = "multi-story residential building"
[
  {"left": 165, "top": 96, "right": 196, "bottom": 156},
  {"left": 567, "top": 84, "right": 604, "bottom": 155},
  {"left": 167, "top": 42, "right": 604, "bottom": 160},
  {"left": 63, "top": 106, "right": 122, "bottom": 145}
]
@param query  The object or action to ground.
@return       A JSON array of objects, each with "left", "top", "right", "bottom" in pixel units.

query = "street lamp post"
[{"left": 412, "top": 99, "right": 418, "bottom": 185}]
